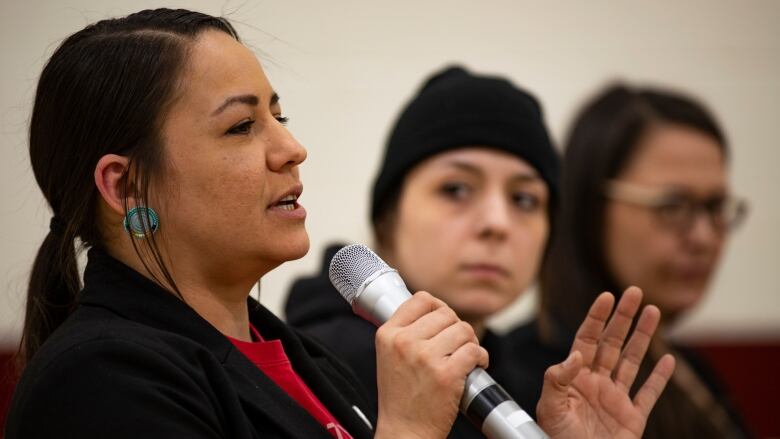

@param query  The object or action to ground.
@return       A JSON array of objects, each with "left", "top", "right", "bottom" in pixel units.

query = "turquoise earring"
[{"left": 123, "top": 206, "right": 159, "bottom": 238}]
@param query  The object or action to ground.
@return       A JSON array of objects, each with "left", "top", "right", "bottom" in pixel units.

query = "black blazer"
[{"left": 5, "top": 248, "right": 375, "bottom": 439}]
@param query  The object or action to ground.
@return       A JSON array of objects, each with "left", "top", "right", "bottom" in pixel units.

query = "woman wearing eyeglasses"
[{"left": 506, "top": 83, "right": 751, "bottom": 438}]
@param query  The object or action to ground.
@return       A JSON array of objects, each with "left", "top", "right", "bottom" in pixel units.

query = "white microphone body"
[
  {"left": 329, "top": 245, "right": 549, "bottom": 439},
  {"left": 349, "top": 267, "right": 412, "bottom": 326}
]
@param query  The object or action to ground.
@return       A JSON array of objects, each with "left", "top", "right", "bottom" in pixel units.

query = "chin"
[
  {"left": 658, "top": 286, "right": 707, "bottom": 319},
  {"left": 257, "top": 232, "right": 310, "bottom": 267},
  {"left": 451, "top": 295, "right": 506, "bottom": 321},
  {"left": 282, "top": 234, "right": 311, "bottom": 261}
]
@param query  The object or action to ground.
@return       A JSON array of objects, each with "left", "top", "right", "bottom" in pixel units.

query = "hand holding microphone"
[
  {"left": 373, "top": 290, "right": 488, "bottom": 438},
  {"left": 329, "top": 244, "right": 676, "bottom": 439},
  {"left": 329, "top": 244, "right": 548, "bottom": 439}
]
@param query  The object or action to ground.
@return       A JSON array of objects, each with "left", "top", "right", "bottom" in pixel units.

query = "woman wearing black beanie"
[{"left": 286, "top": 66, "right": 673, "bottom": 438}]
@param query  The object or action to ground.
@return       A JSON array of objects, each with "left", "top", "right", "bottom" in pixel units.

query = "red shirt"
[{"left": 228, "top": 325, "right": 353, "bottom": 439}]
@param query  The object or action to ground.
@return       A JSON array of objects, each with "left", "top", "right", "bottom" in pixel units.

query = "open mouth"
[{"left": 273, "top": 194, "right": 298, "bottom": 211}]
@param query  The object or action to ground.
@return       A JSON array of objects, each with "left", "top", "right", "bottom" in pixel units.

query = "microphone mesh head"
[{"left": 328, "top": 244, "right": 389, "bottom": 305}]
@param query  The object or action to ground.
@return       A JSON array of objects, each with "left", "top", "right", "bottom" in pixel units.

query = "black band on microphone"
[{"left": 465, "top": 384, "right": 513, "bottom": 428}]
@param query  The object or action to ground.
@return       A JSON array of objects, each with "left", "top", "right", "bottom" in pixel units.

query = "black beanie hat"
[{"left": 371, "top": 65, "right": 560, "bottom": 223}]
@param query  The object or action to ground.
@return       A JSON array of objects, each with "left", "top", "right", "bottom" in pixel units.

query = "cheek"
[
  {"left": 162, "top": 154, "right": 266, "bottom": 234},
  {"left": 510, "top": 219, "right": 549, "bottom": 283},
  {"left": 392, "top": 208, "right": 465, "bottom": 288},
  {"left": 604, "top": 207, "right": 677, "bottom": 288},
  {"left": 605, "top": 208, "right": 653, "bottom": 282}
]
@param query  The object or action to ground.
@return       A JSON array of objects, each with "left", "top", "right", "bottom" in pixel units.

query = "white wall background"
[{"left": 1, "top": 0, "right": 778, "bottom": 348}]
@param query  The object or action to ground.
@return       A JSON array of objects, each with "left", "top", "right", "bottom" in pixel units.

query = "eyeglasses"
[{"left": 604, "top": 180, "right": 748, "bottom": 233}]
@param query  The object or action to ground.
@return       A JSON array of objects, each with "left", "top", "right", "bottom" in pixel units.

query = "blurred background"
[{"left": 1, "top": 0, "right": 778, "bottom": 436}]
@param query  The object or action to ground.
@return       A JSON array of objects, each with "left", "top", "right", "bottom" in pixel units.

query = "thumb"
[{"left": 537, "top": 351, "right": 582, "bottom": 419}]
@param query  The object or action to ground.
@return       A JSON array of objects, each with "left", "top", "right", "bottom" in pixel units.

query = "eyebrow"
[
  {"left": 210, "top": 92, "right": 280, "bottom": 116},
  {"left": 445, "top": 160, "right": 541, "bottom": 183}
]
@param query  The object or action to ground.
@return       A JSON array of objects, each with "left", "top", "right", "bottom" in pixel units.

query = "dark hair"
[
  {"left": 373, "top": 187, "right": 403, "bottom": 250},
  {"left": 539, "top": 83, "right": 728, "bottom": 334},
  {"left": 22, "top": 8, "right": 239, "bottom": 367}
]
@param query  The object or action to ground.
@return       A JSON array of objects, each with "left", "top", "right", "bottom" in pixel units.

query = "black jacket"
[
  {"left": 6, "top": 248, "right": 375, "bottom": 439},
  {"left": 285, "top": 244, "right": 541, "bottom": 439}
]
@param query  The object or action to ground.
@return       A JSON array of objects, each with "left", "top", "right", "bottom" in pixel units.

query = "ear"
[{"left": 94, "top": 154, "right": 135, "bottom": 215}]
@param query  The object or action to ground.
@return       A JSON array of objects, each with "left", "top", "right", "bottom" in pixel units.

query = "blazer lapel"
[
  {"left": 223, "top": 348, "right": 334, "bottom": 438},
  {"left": 249, "top": 303, "right": 375, "bottom": 439},
  {"left": 290, "top": 338, "right": 376, "bottom": 439}
]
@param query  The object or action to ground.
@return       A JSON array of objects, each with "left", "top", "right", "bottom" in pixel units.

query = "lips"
[
  {"left": 460, "top": 263, "right": 511, "bottom": 279},
  {"left": 673, "top": 266, "right": 711, "bottom": 281},
  {"left": 274, "top": 194, "right": 298, "bottom": 211},
  {"left": 269, "top": 184, "right": 303, "bottom": 211}
]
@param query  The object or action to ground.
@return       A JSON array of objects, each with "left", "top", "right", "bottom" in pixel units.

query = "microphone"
[{"left": 329, "top": 244, "right": 549, "bottom": 439}]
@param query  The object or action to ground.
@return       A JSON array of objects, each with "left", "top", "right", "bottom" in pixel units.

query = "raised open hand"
[{"left": 536, "top": 287, "right": 676, "bottom": 439}]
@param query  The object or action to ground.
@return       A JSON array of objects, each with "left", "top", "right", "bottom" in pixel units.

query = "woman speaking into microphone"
[{"left": 7, "top": 8, "right": 673, "bottom": 439}]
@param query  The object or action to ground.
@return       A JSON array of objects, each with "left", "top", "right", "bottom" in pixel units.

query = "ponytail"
[
  {"left": 20, "top": 218, "right": 81, "bottom": 367},
  {"left": 19, "top": 9, "right": 240, "bottom": 369}
]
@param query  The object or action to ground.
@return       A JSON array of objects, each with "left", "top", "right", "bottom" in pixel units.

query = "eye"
[
  {"left": 655, "top": 197, "right": 691, "bottom": 222},
  {"left": 511, "top": 192, "right": 541, "bottom": 211},
  {"left": 275, "top": 115, "right": 289, "bottom": 126},
  {"left": 705, "top": 196, "right": 727, "bottom": 214},
  {"left": 439, "top": 182, "right": 471, "bottom": 200},
  {"left": 227, "top": 119, "right": 255, "bottom": 136}
]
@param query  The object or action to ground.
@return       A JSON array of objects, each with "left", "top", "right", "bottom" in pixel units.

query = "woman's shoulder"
[
  {"left": 6, "top": 306, "right": 228, "bottom": 438},
  {"left": 11, "top": 302, "right": 227, "bottom": 412},
  {"left": 31, "top": 304, "right": 208, "bottom": 372}
]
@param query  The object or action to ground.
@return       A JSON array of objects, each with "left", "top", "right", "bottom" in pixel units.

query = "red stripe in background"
[
  {"left": 0, "top": 352, "right": 17, "bottom": 432},
  {"left": 693, "top": 342, "right": 780, "bottom": 438}
]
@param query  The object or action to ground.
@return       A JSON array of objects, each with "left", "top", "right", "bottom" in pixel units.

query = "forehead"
[
  {"left": 621, "top": 124, "right": 726, "bottom": 187},
  {"left": 175, "top": 30, "right": 271, "bottom": 110},
  {"left": 416, "top": 147, "right": 537, "bottom": 176}
]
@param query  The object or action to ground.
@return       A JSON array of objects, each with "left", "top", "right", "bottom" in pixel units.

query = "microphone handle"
[
  {"left": 462, "top": 368, "right": 549, "bottom": 439},
  {"left": 354, "top": 269, "right": 549, "bottom": 438}
]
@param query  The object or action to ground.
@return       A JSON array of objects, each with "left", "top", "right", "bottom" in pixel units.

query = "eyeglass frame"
[{"left": 603, "top": 179, "right": 748, "bottom": 233}]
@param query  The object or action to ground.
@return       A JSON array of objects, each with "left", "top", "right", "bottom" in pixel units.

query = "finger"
[
  {"left": 591, "top": 286, "right": 643, "bottom": 375},
  {"left": 427, "top": 320, "right": 479, "bottom": 360},
  {"left": 406, "top": 305, "right": 461, "bottom": 340},
  {"left": 448, "top": 342, "right": 490, "bottom": 374},
  {"left": 386, "top": 291, "right": 446, "bottom": 328},
  {"left": 536, "top": 351, "right": 583, "bottom": 417},
  {"left": 570, "top": 292, "right": 614, "bottom": 368},
  {"left": 633, "top": 353, "right": 676, "bottom": 418},
  {"left": 613, "top": 305, "right": 661, "bottom": 392}
]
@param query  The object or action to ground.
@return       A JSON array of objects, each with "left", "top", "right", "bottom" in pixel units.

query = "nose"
[
  {"left": 267, "top": 123, "right": 307, "bottom": 172},
  {"left": 685, "top": 211, "right": 722, "bottom": 250},
  {"left": 476, "top": 190, "right": 511, "bottom": 241}
]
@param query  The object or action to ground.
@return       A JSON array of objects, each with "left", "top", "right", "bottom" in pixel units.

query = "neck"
[
  {"left": 655, "top": 320, "right": 671, "bottom": 342},
  {"left": 171, "top": 253, "right": 262, "bottom": 343},
  {"left": 106, "top": 240, "right": 259, "bottom": 342},
  {"left": 183, "top": 284, "right": 253, "bottom": 341},
  {"left": 466, "top": 317, "right": 487, "bottom": 340}
]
